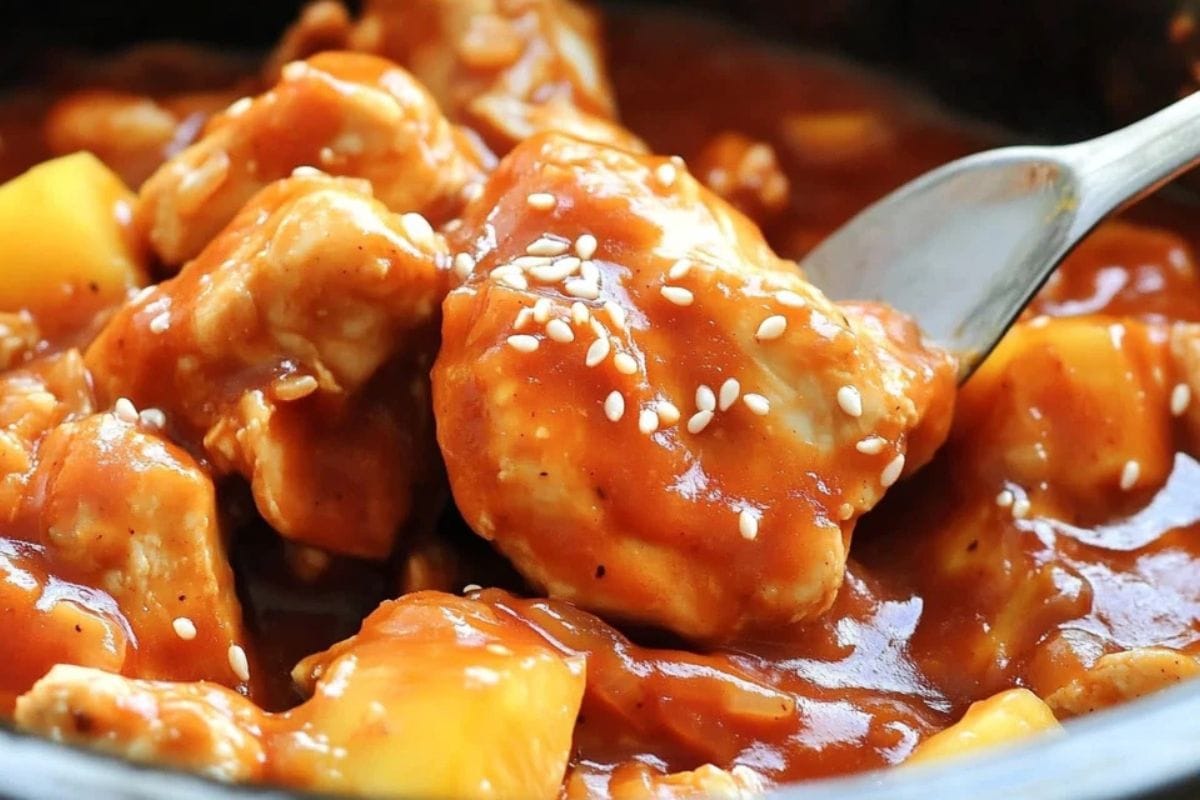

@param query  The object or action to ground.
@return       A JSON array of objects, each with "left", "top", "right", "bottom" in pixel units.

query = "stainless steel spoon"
[{"left": 800, "top": 91, "right": 1200, "bottom": 381}]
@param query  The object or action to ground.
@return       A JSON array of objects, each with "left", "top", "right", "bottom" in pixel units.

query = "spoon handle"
[{"left": 1068, "top": 91, "right": 1200, "bottom": 231}]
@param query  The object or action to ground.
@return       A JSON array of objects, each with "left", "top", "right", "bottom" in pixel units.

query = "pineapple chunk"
[
  {"left": 907, "top": 688, "right": 1061, "bottom": 765},
  {"left": 0, "top": 152, "right": 146, "bottom": 330}
]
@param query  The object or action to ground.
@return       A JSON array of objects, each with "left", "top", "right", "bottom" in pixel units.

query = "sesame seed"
[
  {"left": 1011, "top": 497, "right": 1031, "bottom": 519},
  {"left": 527, "top": 192, "right": 556, "bottom": 210},
  {"left": 613, "top": 353, "right": 638, "bottom": 375},
  {"left": 696, "top": 385, "right": 716, "bottom": 412},
  {"left": 172, "top": 617, "right": 197, "bottom": 641},
  {"left": 580, "top": 260, "right": 599, "bottom": 284},
  {"left": 443, "top": 219, "right": 463, "bottom": 233},
  {"left": 533, "top": 297, "right": 552, "bottom": 323},
  {"left": 462, "top": 583, "right": 482, "bottom": 593},
  {"left": 509, "top": 255, "right": 554, "bottom": 270},
  {"left": 565, "top": 279, "right": 600, "bottom": 299},
  {"left": 996, "top": 489, "right": 1014, "bottom": 508},
  {"left": 855, "top": 436, "right": 886, "bottom": 455},
  {"left": 571, "top": 302, "right": 590, "bottom": 326},
  {"left": 529, "top": 260, "right": 577, "bottom": 283},
  {"left": 718, "top": 378, "right": 741, "bottom": 411},
  {"left": 604, "top": 301, "right": 627, "bottom": 331},
  {"left": 661, "top": 286, "right": 694, "bottom": 306},
  {"left": 1029, "top": 315, "right": 1050, "bottom": 329},
  {"left": 149, "top": 311, "right": 171, "bottom": 334},
  {"left": 1119, "top": 459, "right": 1140, "bottom": 491},
  {"left": 400, "top": 212, "right": 435, "bottom": 249},
  {"left": 486, "top": 643, "right": 513, "bottom": 657},
  {"left": 546, "top": 319, "right": 574, "bottom": 343},
  {"left": 743, "top": 393, "right": 770, "bottom": 415},
  {"left": 775, "top": 290, "right": 807, "bottom": 308},
  {"left": 837, "top": 385, "right": 863, "bottom": 418},
  {"left": 687, "top": 409, "right": 715, "bottom": 434},
  {"left": 227, "top": 96, "right": 253, "bottom": 116},
  {"left": 738, "top": 508, "right": 759, "bottom": 541},
  {"left": 638, "top": 408, "right": 659, "bottom": 434},
  {"left": 1172, "top": 383, "right": 1192, "bottom": 417},
  {"left": 507, "top": 335, "right": 539, "bottom": 353},
  {"left": 131, "top": 285, "right": 156, "bottom": 305},
  {"left": 453, "top": 253, "right": 475, "bottom": 280},
  {"left": 655, "top": 162, "right": 678, "bottom": 187},
  {"left": 138, "top": 408, "right": 166, "bottom": 429},
  {"left": 514, "top": 307, "right": 534, "bottom": 330},
  {"left": 604, "top": 391, "right": 625, "bottom": 421},
  {"left": 463, "top": 183, "right": 484, "bottom": 202},
  {"left": 880, "top": 454, "right": 906, "bottom": 487},
  {"left": 526, "top": 236, "right": 571, "bottom": 257},
  {"left": 656, "top": 400, "right": 681, "bottom": 425},
  {"left": 755, "top": 315, "right": 788, "bottom": 341},
  {"left": 275, "top": 374, "right": 319, "bottom": 401},
  {"left": 114, "top": 397, "right": 138, "bottom": 424},
  {"left": 668, "top": 259, "right": 693, "bottom": 280},
  {"left": 492, "top": 269, "right": 528, "bottom": 290},
  {"left": 585, "top": 337, "right": 611, "bottom": 367},
  {"left": 291, "top": 165, "right": 323, "bottom": 178},
  {"left": 228, "top": 644, "right": 250, "bottom": 682},
  {"left": 575, "top": 234, "right": 598, "bottom": 259}
]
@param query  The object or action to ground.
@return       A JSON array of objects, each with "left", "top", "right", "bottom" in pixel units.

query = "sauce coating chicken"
[
  {"left": 88, "top": 173, "right": 447, "bottom": 558},
  {"left": 434, "top": 132, "right": 956, "bottom": 641}
]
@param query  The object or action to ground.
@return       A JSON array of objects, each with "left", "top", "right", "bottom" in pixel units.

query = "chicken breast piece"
[
  {"left": 88, "top": 173, "right": 447, "bottom": 558},
  {"left": 1045, "top": 648, "right": 1200, "bottom": 718},
  {"left": 353, "top": 0, "right": 627, "bottom": 152},
  {"left": 433, "top": 133, "right": 955, "bottom": 641},
  {"left": 137, "top": 51, "right": 490, "bottom": 266}
]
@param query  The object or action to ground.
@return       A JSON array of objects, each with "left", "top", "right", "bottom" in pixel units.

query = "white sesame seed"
[
  {"left": 1119, "top": 459, "right": 1140, "bottom": 491},
  {"left": 655, "top": 162, "right": 678, "bottom": 188},
  {"left": 1011, "top": 497, "right": 1031, "bottom": 519},
  {"left": 1172, "top": 383, "right": 1192, "bottom": 417},
  {"left": 463, "top": 182, "right": 485, "bottom": 202},
  {"left": 585, "top": 337, "right": 611, "bottom": 367},
  {"left": 580, "top": 260, "right": 599, "bottom": 284},
  {"left": 571, "top": 301, "right": 590, "bottom": 326},
  {"left": 837, "top": 385, "right": 863, "bottom": 418},
  {"left": 696, "top": 385, "right": 716, "bottom": 412},
  {"left": 131, "top": 285, "right": 156, "bottom": 305},
  {"left": 138, "top": 408, "right": 166, "bottom": 429},
  {"left": 149, "top": 311, "right": 171, "bottom": 334},
  {"left": 755, "top": 315, "right": 788, "bottom": 341},
  {"left": 719, "top": 378, "right": 741, "bottom": 411},
  {"left": 291, "top": 165, "right": 323, "bottom": 179},
  {"left": 526, "top": 236, "right": 571, "bottom": 257},
  {"left": 509, "top": 255, "right": 554, "bottom": 270},
  {"left": 880, "top": 453, "right": 906, "bottom": 487},
  {"left": 638, "top": 408, "right": 659, "bottom": 435},
  {"left": 668, "top": 259, "right": 693, "bottom": 280},
  {"left": 400, "top": 212, "right": 435, "bottom": 249},
  {"left": 172, "top": 617, "right": 197, "bottom": 641},
  {"left": 506, "top": 335, "right": 539, "bottom": 353},
  {"left": 775, "top": 290, "right": 807, "bottom": 308},
  {"left": 661, "top": 286, "right": 694, "bottom": 306},
  {"left": 546, "top": 319, "right": 575, "bottom": 343},
  {"left": 687, "top": 409, "right": 715, "bottom": 434},
  {"left": 613, "top": 353, "right": 638, "bottom": 375},
  {"left": 738, "top": 508, "right": 759, "bottom": 541},
  {"left": 527, "top": 192, "right": 556, "bottom": 210},
  {"left": 656, "top": 400, "right": 681, "bottom": 425},
  {"left": 1029, "top": 314, "right": 1050, "bottom": 329},
  {"left": 486, "top": 643, "right": 513, "bottom": 656},
  {"left": 533, "top": 297, "right": 552, "bottom": 323},
  {"left": 855, "top": 436, "right": 886, "bottom": 455},
  {"left": 114, "top": 397, "right": 138, "bottom": 424},
  {"left": 528, "top": 259, "right": 577, "bottom": 283},
  {"left": 227, "top": 96, "right": 253, "bottom": 117},
  {"left": 514, "top": 307, "right": 534, "bottom": 330},
  {"left": 575, "top": 234, "right": 598, "bottom": 260},
  {"left": 743, "top": 393, "right": 770, "bottom": 415},
  {"left": 604, "top": 391, "right": 625, "bottom": 422},
  {"left": 565, "top": 279, "right": 600, "bottom": 299},
  {"left": 443, "top": 219, "right": 463, "bottom": 233},
  {"left": 604, "top": 301, "right": 627, "bottom": 332},
  {"left": 453, "top": 253, "right": 475, "bottom": 280},
  {"left": 996, "top": 489, "right": 1014, "bottom": 508},
  {"left": 228, "top": 644, "right": 250, "bottom": 682},
  {"left": 492, "top": 269, "right": 528, "bottom": 291},
  {"left": 462, "top": 583, "right": 482, "bottom": 593}
]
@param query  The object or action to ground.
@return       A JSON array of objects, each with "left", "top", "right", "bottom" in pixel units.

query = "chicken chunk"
[
  {"left": 89, "top": 173, "right": 449, "bottom": 557},
  {"left": 353, "top": 0, "right": 623, "bottom": 152},
  {"left": 433, "top": 133, "right": 956, "bottom": 640},
  {"left": 1044, "top": 648, "right": 1200, "bottom": 718},
  {"left": 906, "top": 689, "right": 1061, "bottom": 765},
  {"left": 137, "top": 51, "right": 489, "bottom": 266},
  {"left": 17, "top": 592, "right": 586, "bottom": 800},
  {"left": 567, "top": 763, "right": 766, "bottom": 800},
  {"left": 694, "top": 133, "right": 789, "bottom": 226}
]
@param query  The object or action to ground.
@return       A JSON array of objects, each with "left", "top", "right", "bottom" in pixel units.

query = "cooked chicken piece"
[
  {"left": 353, "top": 0, "right": 621, "bottom": 152},
  {"left": 1045, "top": 648, "right": 1200, "bottom": 718},
  {"left": 566, "top": 763, "right": 766, "bottom": 800},
  {"left": 694, "top": 133, "right": 789, "bottom": 226},
  {"left": 137, "top": 51, "right": 489, "bottom": 267},
  {"left": 262, "top": 1, "right": 355, "bottom": 84},
  {"left": 433, "top": 133, "right": 956, "bottom": 640},
  {"left": 18, "top": 592, "right": 586, "bottom": 800},
  {"left": 0, "top": 312, "right": 38, "bottom": 371},
  {"left": 15, "top": 412, "right": 252, "bottom": 691},
  {"left": 467, "top": 93, "right": 647, "bottom": 153},
  {"left": 89, "top": 173, "right": 448, "bottom": 557},
  {"left": 906, "top": 689, "right": 1060, "bottom": 765}
]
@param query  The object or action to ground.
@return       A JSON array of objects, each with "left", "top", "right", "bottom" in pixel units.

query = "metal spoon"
[{"left": 800, "top": 91, "right": 1200, "bottom": 381}]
